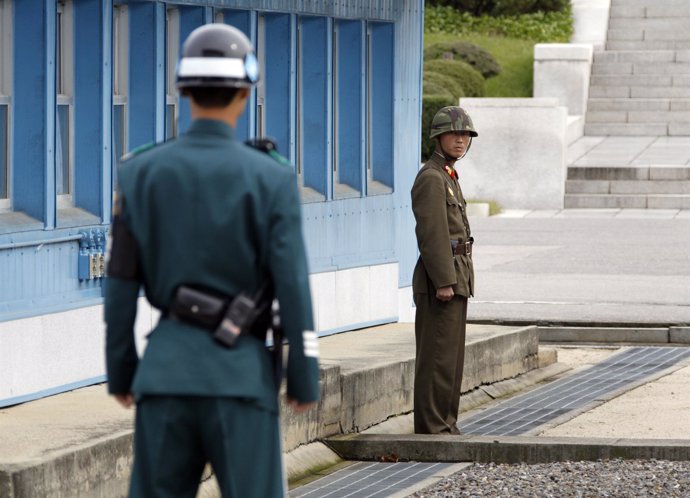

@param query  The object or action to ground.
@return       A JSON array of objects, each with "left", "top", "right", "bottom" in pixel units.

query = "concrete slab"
[
  {"left": 538, "top": 327, "right": 669, "bottom": 343},
  {"left": 324, "top": 433, "right": 690, "bottom": 465}
]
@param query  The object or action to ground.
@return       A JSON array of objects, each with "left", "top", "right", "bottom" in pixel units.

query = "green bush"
[
  {"left": 423, "top": 59, "right": 486, "bottom": 98},
  {"left": 425, "top": 40, "right": 501, "bottom": 78},
  {"left": 427, "top": 0, "right": 569, "bottom": 16},
  {"left": 423, "top": 70, "right": 465, "bottom": 100},
  {"left": 425, "top": 5, "right": 573, "bottom": 43},
  {"left": 421, "top": 94, "right": 456, "bottom": 162}
]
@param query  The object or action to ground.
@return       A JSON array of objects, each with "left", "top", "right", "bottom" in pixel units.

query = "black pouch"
[{"left": 171, "top": 286, "right": 227, "bottom": 330}]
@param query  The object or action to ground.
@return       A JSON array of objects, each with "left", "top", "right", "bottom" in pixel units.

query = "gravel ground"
[{"left": 410, "top": 460, "right": 690, "bottom": 497}]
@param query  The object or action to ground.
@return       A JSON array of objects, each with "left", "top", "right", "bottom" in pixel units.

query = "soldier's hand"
[
  {"left": 287, "top": 397, "right": 317, "bottom": 414},
  {"left": 436, "top": 286, "right": 455, "bottom": 302},
  {"left": 114, "top": 393, "right": 135, "bottom": 409}
]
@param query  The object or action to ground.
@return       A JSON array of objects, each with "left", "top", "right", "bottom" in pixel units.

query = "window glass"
[
  {"left": 0, "top": 105, "right": 7, "bottom": 200},
  {"left": 0, "top": 0, "right": 10, "bottom": 204},
  {"left": 56, "top": 104, "right": 70, "bottom": 196},
  {"left": 165, "top": 7, "right": 179, "bottom": 139},
  {"left": 112, "top": 4, "right": 128, "bottom": 187},
  {"left": 56, "top": 1, "right": 73, "bottom": 201}
]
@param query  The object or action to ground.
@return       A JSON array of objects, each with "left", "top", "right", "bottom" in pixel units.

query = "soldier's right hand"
[
  {"left": 436, "top": 286, "right": 455, "bottom": 302},
  {"left": 113, "top": 393, "right": 135, "bottom": 409}
]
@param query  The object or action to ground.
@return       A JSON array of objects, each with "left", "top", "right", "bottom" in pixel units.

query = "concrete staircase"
[{"left": 566, "top": 0, "right": 690, "bottom": 209}]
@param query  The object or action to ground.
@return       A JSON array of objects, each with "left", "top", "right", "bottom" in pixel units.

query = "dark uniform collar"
[
  {"left": 428, "top": 151, "right": 458, "bottom": 180},
  {"left": 187, "top": 119, "right": 236, "bottom": 140}
]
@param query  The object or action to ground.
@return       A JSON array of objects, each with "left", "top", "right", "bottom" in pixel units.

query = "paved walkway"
[{"left": 466, "top": 209, "right": 690, "bottom": 325}]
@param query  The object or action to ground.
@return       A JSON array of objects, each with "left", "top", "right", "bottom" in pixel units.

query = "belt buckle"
[{"left": 465, "top": 241, "right": 471, "bottom": 256}]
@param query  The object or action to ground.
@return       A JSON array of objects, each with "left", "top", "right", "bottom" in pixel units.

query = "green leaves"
[{"left": 424, "top": 5, "right": 573, "bottom": 43}]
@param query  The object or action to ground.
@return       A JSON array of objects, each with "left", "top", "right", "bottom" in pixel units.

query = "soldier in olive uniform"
[
  {"left": 411, "top": 106, "right": 477, "bottom": 435},
  {"left": 105, "top": 24, "right": 320, "bottom": 497}
]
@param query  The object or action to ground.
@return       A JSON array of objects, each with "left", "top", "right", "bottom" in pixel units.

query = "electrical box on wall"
[{"left": 78, "top": 229, "right": 108, "bottom": 280}]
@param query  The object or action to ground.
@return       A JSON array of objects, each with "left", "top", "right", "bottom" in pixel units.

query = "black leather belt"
[{"left": 452, "top": 238, "right": 473, "bottom": 256}]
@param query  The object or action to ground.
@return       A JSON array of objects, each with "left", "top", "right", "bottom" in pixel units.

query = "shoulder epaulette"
[
  {"left": 268, "top": 150, "right": 293, "bottom": 168},
  {"left": 120, "top": 142, "right": 158, "bottom": 162}
]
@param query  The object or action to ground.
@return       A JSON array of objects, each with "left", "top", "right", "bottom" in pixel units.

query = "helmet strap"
[{"left": 435, "top": 141, "right": 460, "bottom": 164}]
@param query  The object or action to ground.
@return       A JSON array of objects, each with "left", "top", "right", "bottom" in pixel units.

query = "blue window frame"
[
  {"left": 221, "top": 8, "right": 256, "bottom": 143},
  {"left": 260, "top": 13, "right": 293, "bottom": 160},
  {"left": 128, "top": 2, "right": 165, "bottom": 150},
  {"left": 298, "top": 15, "right": 331, "bottom": 201},
  {"left": 367, "top": 21, "right": 394, "bottom": 194},
  {"left": 333, "top": 20, "right": 364, "bottom": 199}
]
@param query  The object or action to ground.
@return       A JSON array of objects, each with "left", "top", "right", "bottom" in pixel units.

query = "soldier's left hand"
[{"left": 287, "top": 397, "right": 317, "bottom": 414}]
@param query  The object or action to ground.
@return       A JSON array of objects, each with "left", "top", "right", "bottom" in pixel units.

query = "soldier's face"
[{"left": 439, "top": 132, "right": 471, "bottom": 160}]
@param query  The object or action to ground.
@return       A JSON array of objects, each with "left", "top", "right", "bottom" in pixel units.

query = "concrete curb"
[
  {"left": 538, "top": 326, "right": 690, "bottom": 344},
  {"left": 0, "top": 431, "right": 133, "bottom": 498},
  {"left": 468, "top": 322, "right": 690, "bottom": 343},
  {"left": 324, "top": 434, "right": 690, "bottom": 464}
]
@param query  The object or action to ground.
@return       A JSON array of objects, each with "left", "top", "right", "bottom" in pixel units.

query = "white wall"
[
  {"left": 458, "top": 98, "right": 568, "bottom": 210},
  {"left": 0, "top": 262, "right": 401, "bottom": 405}
]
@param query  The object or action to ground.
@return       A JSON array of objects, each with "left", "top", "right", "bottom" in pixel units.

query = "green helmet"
[{"left": 429, "top": 106, "right": 478, "bottom": 140}]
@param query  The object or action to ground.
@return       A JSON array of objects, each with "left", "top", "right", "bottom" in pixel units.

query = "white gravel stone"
[{"left": 410, "top": 460, "right": 690, "bottom": 497}]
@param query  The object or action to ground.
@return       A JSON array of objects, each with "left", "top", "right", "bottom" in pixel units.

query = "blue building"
[{"left": 0, "top": 0, "right": 424, "bottom": 407}]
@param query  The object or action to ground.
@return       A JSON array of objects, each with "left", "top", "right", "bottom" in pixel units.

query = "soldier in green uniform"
[
  {"left": 411, "top": 106, "right": 477, "bottom": 435},
  {"left": 104, "top": 24, "right": 320, "bottom": 497}
]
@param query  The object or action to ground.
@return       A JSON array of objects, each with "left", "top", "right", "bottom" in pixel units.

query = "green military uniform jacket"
[
  {"left": 411, "top": 151, "right": 474, "bottom": 297},
  {"left": 104, "top": 119, "right": 320, "bottom": 412}
]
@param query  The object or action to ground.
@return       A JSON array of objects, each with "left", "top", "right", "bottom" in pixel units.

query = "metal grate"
[
  {"left": 290, "top": 461, "right": 454, "bottom": 498},
  {"left": 461, "top": 347, "right": 690, "bottom": 436}
]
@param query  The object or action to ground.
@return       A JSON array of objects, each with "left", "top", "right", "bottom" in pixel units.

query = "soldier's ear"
[{"left": 235, "top": 88, "right": 250, "bottom": 102}]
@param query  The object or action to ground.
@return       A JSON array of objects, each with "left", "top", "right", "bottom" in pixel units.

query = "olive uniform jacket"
[
  {"left": 104, "top": 119, "right": 320, "bottom": 413},
  {"left": 411, "top": 152, "right": 474, "bottom": 297}
]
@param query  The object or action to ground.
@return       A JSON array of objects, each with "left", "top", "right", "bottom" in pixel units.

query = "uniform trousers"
[
  {"left": 129, "top": 395, "right": 283, "bottom": 498},
  {"left": 413, "top": 293, "right": 468, "bottom": 434}
]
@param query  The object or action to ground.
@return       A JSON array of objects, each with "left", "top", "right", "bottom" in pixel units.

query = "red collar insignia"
[{"left": 444, "top": 164, "right": 456, "bottom": 179}]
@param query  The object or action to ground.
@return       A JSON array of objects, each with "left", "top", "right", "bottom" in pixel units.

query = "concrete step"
[
  {"left": 592, "top": 61, "right": 690, "bottom": 76},
  {"left": 565, "top": 194, "right": 690, "bottom": 209},
  {"left": 608, "top": 18, "right": 690, "bottom": 30},
  {"left": 586, "top": 110, "right": 690, "bottom": 123},
  {"left": 608, "top": 27, "right": 690, "bottom": 43},
  {"left": 611, "top": 0, "right": 690, "bottom": 7},
  {"left": 593, "top": 50, "right": 690, "bottom": 64},
  {"left": 611, "top": 5, "right": 690, "bottom": 18},
  {"left": 607, "top": 41, "right": 690, "bottom": 50},
  {"left": 589, "top": 86, "right": 690, "bottom": 99},
  {"left": 587, "top": 98, "right": 688, "bottom": 111},
  {"left": 566, "top": 179, "right": 690, "bottom": 195},
  {"left": 584, "top": 123, "right": 674, "bottom": 136},
  {"left": 567, "top": 166, "right": 690, "bottom": 181},
  {"left": 325, "top": 433, "right": 690, "bottom": 465},
  {"left": 590, "top": 74, "right": 690, "bottom": 88}
]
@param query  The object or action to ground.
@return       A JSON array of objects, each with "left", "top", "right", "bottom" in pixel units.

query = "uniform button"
[{"left": 191, "top": 305, "right": 199, "bottom": 314}]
